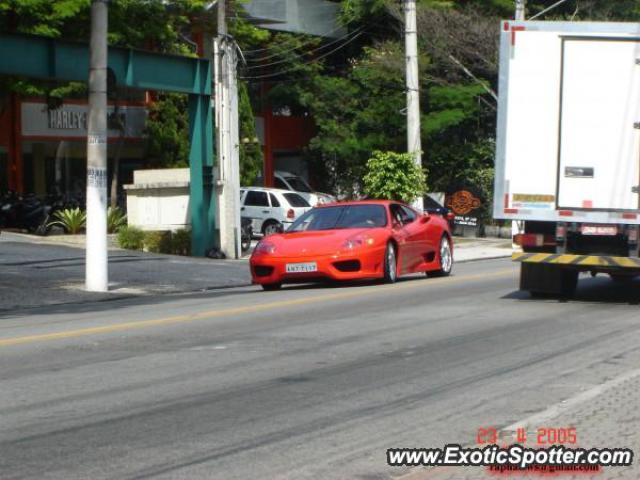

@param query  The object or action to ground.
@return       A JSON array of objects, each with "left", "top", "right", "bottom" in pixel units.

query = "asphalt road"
[{"left": 2, "top": 258, "right": 640, "bottom": 479}]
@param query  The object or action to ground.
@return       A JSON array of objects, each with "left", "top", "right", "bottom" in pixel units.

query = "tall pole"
[
  {"left": 515, "top": 0, "right": 526, "bottom": 20},
  {"left": 86, "top": 0, "right": 108, "bottom": 292},
  {"left": 404, "top": 0, "right": 423, "bottom": 211},
  {"left": 215, "top": 0, "right": 241, "bottom": 258}
]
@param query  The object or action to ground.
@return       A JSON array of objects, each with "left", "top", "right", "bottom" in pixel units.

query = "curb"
[
  {"left": 0, "top": 282, "right": 255, "bottom": 317},
  {"left": 456, "top": 253, "right": 512, "bottom": 264}
]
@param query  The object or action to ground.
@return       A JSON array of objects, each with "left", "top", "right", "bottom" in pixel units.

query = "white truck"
[{"left": 494, "top": 20, "right": 640, "bottom": 296}]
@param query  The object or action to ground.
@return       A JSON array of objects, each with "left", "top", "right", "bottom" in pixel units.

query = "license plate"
[
  {"left": 581, "top": 225, "right": 617, "bottom": 236},
  {"left": 285, "top": 262, "right": 318, "bottom": 273}
]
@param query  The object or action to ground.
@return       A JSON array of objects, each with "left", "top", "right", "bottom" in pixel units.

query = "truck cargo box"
[{"left": 494, "top": 21, "right": 640, "bottom": 225}]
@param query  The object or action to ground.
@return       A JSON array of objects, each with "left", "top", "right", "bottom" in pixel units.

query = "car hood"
[{"left": 261, "top": 229, "right": 382, "bottom": 257}]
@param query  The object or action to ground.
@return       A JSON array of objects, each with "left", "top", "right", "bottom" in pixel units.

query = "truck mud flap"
[{"left": 519, "top": 263, "right": 578, "bottom": 297}]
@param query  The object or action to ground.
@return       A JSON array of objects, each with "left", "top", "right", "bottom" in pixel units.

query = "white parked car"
[
  {"left": 240, "top": 187, "right": 311, "bottom": 236},
  {"left": 256, "top": 171, "right": 336, "bottom": 206}
]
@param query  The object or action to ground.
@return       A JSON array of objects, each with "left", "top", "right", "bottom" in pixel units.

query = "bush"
[
  {"left": 143, "top": 230, "right": 172, "bottom": 253},
  {"left": 117, "top": 226, "right": 145, "bottom": 250},
  {"left": 48, "top": 207, "right": 86, "bottom": 234},
  {"left": 107, "top": 206, "right": 127, "bottom": 234},
  {"left": 117, "top": 228, "right": 191, "bottom": 256},
  {"left": 171, "top": 229, "right": 191, "bottom": 256},
  {"left": 362, "top": 150, "right": 427, "bottom": 203}
]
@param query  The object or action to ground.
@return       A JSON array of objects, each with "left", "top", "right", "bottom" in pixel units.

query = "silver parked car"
[
  {"left": 240, "top": 187, "right": 311, "bottom": 236},
  {"left": 256, "top": 171, "right": 336, "bottom": 206}
]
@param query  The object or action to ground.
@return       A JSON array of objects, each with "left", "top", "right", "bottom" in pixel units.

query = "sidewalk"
[
  {"left": 453, "top": 237, "right": 512, "bottom": 262},
  {"left": 0, "top": 232, "right": 511, "bottom": 313},
  {"left": 0, "top": 232, "right": 251, "bottom": 313},
  {"left": 400, "top": 369, "right": 640, "bottom": 480}
]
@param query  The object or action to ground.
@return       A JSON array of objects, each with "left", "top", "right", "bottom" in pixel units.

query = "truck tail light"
[
  {"left": 628, "top": 227, "right": 638, "bottom": 245},
  {"left": 514, "top": 233, "right": 556, "bottom": 248},
  {"left": 287, "top": 209, "right": 295, "bottom": 220},
  {"left": 514, "top": 233, "right": 543, "bottom": 247},
  {"left": 556, "top": 223, "right": 566, "bottom": 241}
]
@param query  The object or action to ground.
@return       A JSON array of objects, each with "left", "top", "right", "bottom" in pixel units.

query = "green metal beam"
[
  {"left": 0, "top": 32, "right": 211, "bottom": 95},
  {"left": 189, "top": 94, "right": 217, "bottom": 257},
  {"left": 0, "top": 32, "right": 217, "bottom": 256}
]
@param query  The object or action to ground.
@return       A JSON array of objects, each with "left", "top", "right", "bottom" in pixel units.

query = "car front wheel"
[
  {"left": 428, "top": 235, "right": 453, "bottom": 277},
  {"left": 383, "top": 242, "right": 398, "bottom": 283}
]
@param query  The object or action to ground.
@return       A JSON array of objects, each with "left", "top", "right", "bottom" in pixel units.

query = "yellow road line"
[{"left": 0, "top": 268, "right": 515, "bottom": 348}]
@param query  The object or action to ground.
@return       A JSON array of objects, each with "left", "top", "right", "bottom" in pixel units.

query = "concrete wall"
[{"left": 124, "top": 168, "right": 190, "bottom": 231}]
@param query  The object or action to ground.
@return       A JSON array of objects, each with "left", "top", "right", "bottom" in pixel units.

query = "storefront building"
[{"left": 0, "top": 95, "right": 147, "bottom": 198}]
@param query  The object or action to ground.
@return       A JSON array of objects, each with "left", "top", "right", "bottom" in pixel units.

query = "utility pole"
[
  {"left": 404, "top": 0, "right": 423, "bottom": 211},
  {"left": 515, "top": 0, "right": 526, "bottom": 20},
  {"left": 214, "top": 0, "right": 241, "bottom": 258},
  {"left": 86, "top": 0, "right": 108, "bottom": 292}
]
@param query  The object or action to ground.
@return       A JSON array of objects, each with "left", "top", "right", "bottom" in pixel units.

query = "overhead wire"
[
  {"left": 243, "top": 27, "right": 365, "bottom": 70},
  {"left": 240, "top": 31, "right": 364, "bottom": 80},
  {"left": 237, "top": 22, "right": 349, "bottom": 56}
]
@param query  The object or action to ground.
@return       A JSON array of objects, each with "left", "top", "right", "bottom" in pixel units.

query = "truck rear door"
[{"left": 558, "top": 37, "right": 640, "bottom": 211}]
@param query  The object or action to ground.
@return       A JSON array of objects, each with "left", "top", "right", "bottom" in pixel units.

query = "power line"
[
  {"left": 240, "top": 31, "right": 363, "bottom": 80},
  {"left": 239, "top": 22, "right": 348, "bottom": 55},
  {"left": 243, "top": 27, "right": 365, "bottom": 70}
]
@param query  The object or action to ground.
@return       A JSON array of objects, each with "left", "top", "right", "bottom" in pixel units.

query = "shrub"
[
  {"left": 143, "top": 230, "right": 172, "bottom": 253},
  {"left": 117, "top": 228, "right": 192, "bottom": 255},
  {"left": 117, "top": 225, "right": 145, "bottom": 250},
  {"left": 362, "top": 150, "right": 427, "bottom": 203},
  {"left": 107, "top": 206, "right": 127, "bottom": 234},
  {"left": 48, "top": 207, "right": 86, "bottom": 234},
  {"left": 171, "top": 229, "right": 191, "bottom": 256}
]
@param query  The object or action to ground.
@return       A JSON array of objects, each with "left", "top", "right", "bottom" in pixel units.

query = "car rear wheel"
[
  {"left": 261, "top": 282, "right": 282, "bottom": 291},
  {"left": 383, "top": 242, "right": 398, "bottom": 283},
  {"left": 429, "top": 235, "right": 453, "bottom": 277},
  {"left": 262, "top": 220, "right": 282, "bottom": 236}
]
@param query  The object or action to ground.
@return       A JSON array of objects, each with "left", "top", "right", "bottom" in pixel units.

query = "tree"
[
  {"left": 363, "top": 150, "right": 426, "bottom": 203},
  {"left": 238, "top": 81, "right": 263, "bottom": 186},
  {"left": 144, "top": 93, "right": 190, "bottom": 168}
]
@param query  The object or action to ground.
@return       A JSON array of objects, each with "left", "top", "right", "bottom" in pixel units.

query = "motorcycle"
[
  {"left": 241, "top": 217, "right": 253, "bottom": 254},
  {"left": 0, "top": 191, "right": 73, "bottom": 236}
]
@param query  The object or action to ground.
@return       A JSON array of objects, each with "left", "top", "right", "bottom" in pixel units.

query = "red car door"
[
  {"left": 389, "top": 204, "right": 422, "bottom": 273},
  {"left": 398, "top": 205, "right": 429, "bottom": 271},
  {"left": 405, "top": 205, "right": 439, "bottom": 267}
]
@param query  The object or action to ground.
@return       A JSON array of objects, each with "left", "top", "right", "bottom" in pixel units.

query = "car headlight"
[
  {"left": 254, "top": 241, "right": 276, "bottom": 254},
  {"left": 342, "top": 234, "right": 374, "bottom": 250}
]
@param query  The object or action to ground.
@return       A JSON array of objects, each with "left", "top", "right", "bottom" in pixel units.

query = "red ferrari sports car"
[{"left": 250, "top": 200, "right": 453, "bottom": 290}]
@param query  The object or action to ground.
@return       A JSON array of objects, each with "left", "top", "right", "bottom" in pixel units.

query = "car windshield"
[
  {"left": 283, "top": 193, "right": 310, "bottom": 208},
  {"left": 287, "top": 205, "right": 387, "bottom": 232},
  {"left": 284, "top": 176, "right": 312, "bottom": 193}
]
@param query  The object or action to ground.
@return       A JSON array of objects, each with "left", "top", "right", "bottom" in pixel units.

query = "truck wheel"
[
  {"left": 609, "top": 273, "right": 636, "bottom": 283},
  {"left": 560, "top": 270, "right": 578, "bottom": 297}
]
